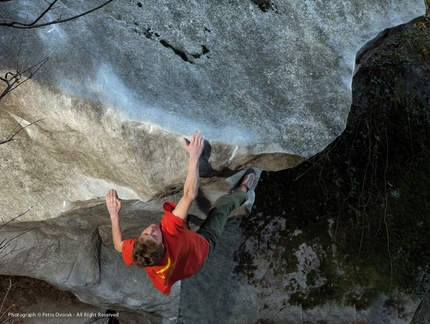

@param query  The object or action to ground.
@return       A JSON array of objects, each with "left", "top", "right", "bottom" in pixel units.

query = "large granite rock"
[
  {"left": 0, "top": 0, "right": 424, "bottom": 222},
  {"left": 1, "top": 191, "right": 425, "bottom": 324},
  {"left": 0, "top": 198, "right": 182, "bottom": 324},
  {"left": 179, "top": 219, "right": 424, "bottom": 324}
]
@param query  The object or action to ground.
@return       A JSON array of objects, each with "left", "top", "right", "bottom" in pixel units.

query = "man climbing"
[{"left": 105, "top": 130, "right": 258, "bottom": 295}]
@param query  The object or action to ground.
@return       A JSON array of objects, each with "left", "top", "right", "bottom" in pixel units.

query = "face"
[{"left": 140, "top": 224, "right": 163, "bottom": 245}]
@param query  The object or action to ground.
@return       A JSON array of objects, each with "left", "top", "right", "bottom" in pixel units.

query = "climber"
[{"left": 105, "top": 130, "right": 258, "bottom": 295}]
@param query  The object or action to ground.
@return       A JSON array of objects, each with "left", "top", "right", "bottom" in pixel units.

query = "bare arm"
[
  {"left": 172, "top": 130, "right": 204, "bottom": 220},
  {"left": 106, "top": 189, "right": 124, "bottom": 252}
]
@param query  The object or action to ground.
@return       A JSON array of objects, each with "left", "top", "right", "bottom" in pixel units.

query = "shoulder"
[
  {"left": 161, "top": 202, "right": 186, "bottom": 233},
  {"left": 121, "top": 238, "right": 136, "bottom": 266},
  {"left": 163, "top": 201, "right": 176, "bottom": 213}
]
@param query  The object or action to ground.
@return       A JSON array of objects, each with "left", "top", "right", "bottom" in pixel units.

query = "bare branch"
[
  {"left": 0, "top": 206, "right": 33, "bottom": 230},
  {"left": 0, "top": 0, "right": 114, "bottom": 29},
  {"left": 0, "top": 57, "right": 48, "bottom": 100},
  {"left": 0, "top": 206, "right": 35, "bottom": 279},
  {"left": 0, "top": 208, "right": 34, "bottom": 261},
  {"left": 0, "top": 118, "right": 45, "bottom": 145},
  {"left": 0, "top": 228, "right": 34, "bottom": 259},
  {"left": 0, "top": 279, "right": 16, "bottom": 323}
]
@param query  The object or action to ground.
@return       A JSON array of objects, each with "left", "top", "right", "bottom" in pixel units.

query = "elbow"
[
  {"left": 184, "top": 190, "right": 197, "bottom": 201},
  {"left": 114, "top": 240, "right": 123, "bottom": 253}
]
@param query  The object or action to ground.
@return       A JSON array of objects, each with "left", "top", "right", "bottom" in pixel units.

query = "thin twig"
[
  {"left": 0, "top": 279, "right": 16, "bottom": 322},
  {"left": 383, "top": 121, "right": 393, "bottom": 293},
  {"left": 0, "top": 57, "right": 48, "bottom": 100},
  {"left": 334, "top": 194, "right": 351, "bottom": 242},
  {"left": 0, "top": 228, "right": 35, "bottom": 261},
  {"left": 0, "top": 206, "right": 33, "bottom": 230},
  {"left": 293, "top": 144, "right": 337, "bottom": 182},
  {"left": 0, "top": 118, "right": 45, "bottom": 145},
  {"left": 0, "top": 0, "right": 114, "bottom": 29}
]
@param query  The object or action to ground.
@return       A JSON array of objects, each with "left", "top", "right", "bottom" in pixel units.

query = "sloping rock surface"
[
  {"left": 0, "top": 0, "right": 425, "bottom": 222},
  {"left": 1, "top": 192, "right": 424, "bottom": 324},
  {"left": 0, "top": 198, "right": 181, "bottom": 323},
  {"left": 0, "top": 0, "right": 426, "bottom": 323}
]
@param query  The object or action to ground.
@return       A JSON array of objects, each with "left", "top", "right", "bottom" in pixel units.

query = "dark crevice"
[
  {"left": 143, "top": 27, "right": 159, "bottom": 39},
  {"left": 202, "top": 45, "right": 210, "bottom": 55},
  {"left": 141, "top": 25, "right": 210, "bottom": 63},
  {"left": 159, "top": 40, "right": 210, "bottom": 64},
  {"left": 191, "top": 46, "right": 210, "bottom": 59},
  {"left": 159, "top": 39, "right": 191, "bottom": 63},
  {"left": 252, "top": 0, "right": 277, "bottom": 13}
]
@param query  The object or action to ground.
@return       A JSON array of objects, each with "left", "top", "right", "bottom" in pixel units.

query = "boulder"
[
  {"left": 0, "top": 0, "right": 424, "bottom": 222},
  {"left": 411, "top": 291, "right": 430, "bottom": 324},
  {"left": 0, "top": 0, "right": 426, "bottom": 322},
  {"left": 1, "top": 193, "right": 423, "bottom": 324},
  {"left": 0, "top": 198, "right": 182, "bottom": 323}
]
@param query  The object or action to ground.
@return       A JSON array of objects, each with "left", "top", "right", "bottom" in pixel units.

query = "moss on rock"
[{"left": 235, "top": 15, "right": 430, "bottom": 310}]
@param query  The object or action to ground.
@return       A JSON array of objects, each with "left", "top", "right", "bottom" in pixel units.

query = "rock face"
[
  {"left": 411, "top": 291, "right": 430, "bottom": 324},
  {"left": 1, "top": 192, "right": 424, "bottom": 324},
  {"left": 0, "top": 0, "right": 424, "bottom": 222},
  {"left": 0, "top": 198, "right": 182, "bottom": 324},
  {"left": 0, "top": 0, "right": 426, "bottom": 322},
  {"left": 179, "top": 221, "right": 422, "bottom": 324}
]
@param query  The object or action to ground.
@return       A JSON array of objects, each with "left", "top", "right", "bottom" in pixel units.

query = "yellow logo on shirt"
[{"left": 156, "top": 257, "right": 171, "bottom": 279}]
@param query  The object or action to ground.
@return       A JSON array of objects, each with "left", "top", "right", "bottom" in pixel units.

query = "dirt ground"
[
  {"left": 0, "top": 275, "right": 106, "bottom": 324},
  {"left": 1, "top": 276, "right": 80, "bottom": 308}
]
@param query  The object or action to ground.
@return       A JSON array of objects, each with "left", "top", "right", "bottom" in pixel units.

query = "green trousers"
[{"left": 196, "top": 190, "right": 247, "bottom": 259}]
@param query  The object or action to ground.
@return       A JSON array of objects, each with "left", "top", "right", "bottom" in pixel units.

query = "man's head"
[{"left": 132, "top": 224, "right": 165, "bottom": 267}]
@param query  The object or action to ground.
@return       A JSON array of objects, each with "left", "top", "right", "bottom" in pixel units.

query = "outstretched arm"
[
  {"left": 106, "top": 189, "right": 124, "bottom": 252},
  {"left": 172, "top": 130, "right": 204, "bottom": 220}
]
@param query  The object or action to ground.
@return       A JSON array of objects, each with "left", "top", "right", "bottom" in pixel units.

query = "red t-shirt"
[{"left": 121, "top": 201, "right": 210, "bottom": 295}]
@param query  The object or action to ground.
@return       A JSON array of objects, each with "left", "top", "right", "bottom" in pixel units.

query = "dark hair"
[{"left": 132, "top": 237, "right": 164, "bottom": 267}]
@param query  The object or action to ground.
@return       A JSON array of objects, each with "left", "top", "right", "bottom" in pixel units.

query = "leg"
[{"left": 197, "top": 190, "right": 247, "bottom": 259}]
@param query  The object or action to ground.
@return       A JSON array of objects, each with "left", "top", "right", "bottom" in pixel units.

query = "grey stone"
[
  {"left": 1, "top": 177, "right": 426, "bottom": 323},
  {"left": 0, "top": 0, "right": 425, "bottom": 222},
  {"left": 0, "top": 198, "right": 181, "bottom": 322},
  {"left": 1, "top": 0, "right": 423, "bottom": 154},
  {"left": 179, "top": 220, "right": 424, "bottom": 324},
  {"left": 411, "top": 290, "right": 430, "bottom": 324},
  {"left": 0, "top": 0, "right": 427, "bottom": 323}
]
